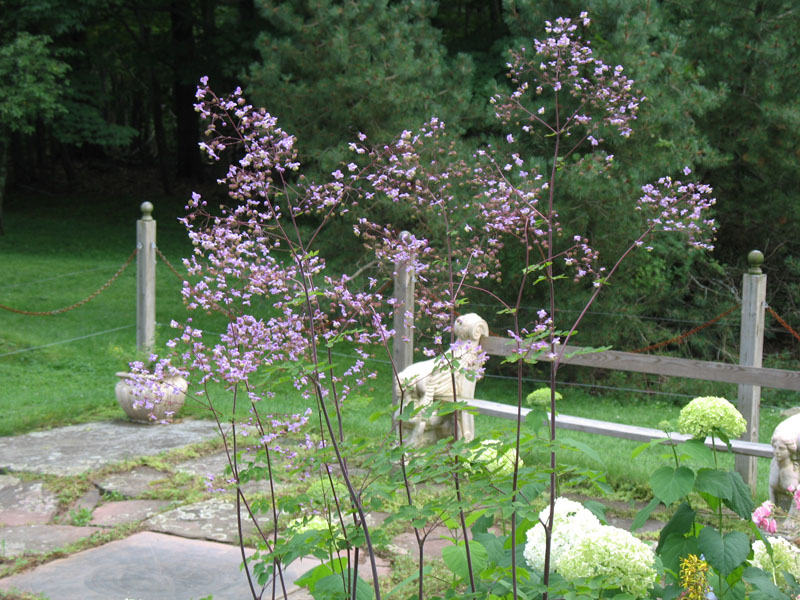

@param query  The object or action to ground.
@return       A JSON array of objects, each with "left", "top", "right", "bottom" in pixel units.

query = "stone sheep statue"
[
  {"left": 393, "top": 313, "right": 489, "bottom": 448},
  {"left": 769, "top": 413, "right": 800, "bottom": 513}
]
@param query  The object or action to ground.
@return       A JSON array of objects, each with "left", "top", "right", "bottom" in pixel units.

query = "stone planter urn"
[{"left": 114, "top": 372, "right": 188, "bottom": 423}]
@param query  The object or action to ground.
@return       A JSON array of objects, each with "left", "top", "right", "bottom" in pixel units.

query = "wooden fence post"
[
  {"left": 735, "top": 250, "right": 766, "bottom": 493},
  {"left": 392, "top": 232, "right": 415, "bottom": 408},
  {"left": 137, "top": 201, "right": 156, "bottom": 355}
]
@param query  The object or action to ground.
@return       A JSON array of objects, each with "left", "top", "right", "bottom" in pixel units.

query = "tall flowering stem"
[
  {"left": 482, "top": 14, "right": 714, "bottom": 596},
  {"left": 132, "top": 12, "right": 716, "bottom": 600},
  {"left": 142, "top": 80, "right": 399, "bottom": 597}
]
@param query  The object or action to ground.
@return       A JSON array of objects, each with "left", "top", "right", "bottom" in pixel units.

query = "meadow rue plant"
[
  {"left": 130, "top": 11, "right": 720, "bottom": 600},
  {"left": 677, "top": 396, "right": 747, "bottom": 439}
]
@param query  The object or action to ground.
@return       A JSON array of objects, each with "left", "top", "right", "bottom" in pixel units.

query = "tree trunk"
[
  {"left": 58, "top": 140, "right": 76, "bottom": 189},
  {"left": 139, "top": 15, "right": 173, "bottom": 196},
  {"left": 151, "top": 68, "right": 172, "bottom": 195},
  {"left": 0, "top": 131, "right": 9, "bottom": 235},
  {"left": 171, "top": 0, "right": 201, "bottom": 180}
]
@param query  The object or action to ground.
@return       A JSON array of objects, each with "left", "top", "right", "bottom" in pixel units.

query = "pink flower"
[
  {"left": 790, "top": 485, "right": 800, "bottom": 511},
  {"left": 752, "top": 501, "right": 778, "bottom": 533}
]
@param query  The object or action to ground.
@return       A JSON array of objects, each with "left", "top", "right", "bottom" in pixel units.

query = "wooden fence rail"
[
  {"left": 392, "top": 250, "right": 786, "bottom": 492},
  {"left": 463, "top": 398, "right": 773, "bottom": 459},
  {"left": 479, "top": 337, "right": 800, "bottom": 391}
]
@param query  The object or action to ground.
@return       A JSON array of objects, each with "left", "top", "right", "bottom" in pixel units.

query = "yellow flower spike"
[{"left": 679, "top": 554, "right": 710, "bottom": 600}]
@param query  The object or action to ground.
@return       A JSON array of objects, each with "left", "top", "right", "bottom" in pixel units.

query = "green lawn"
[{"left": 0, "top": 186, "right": 782, "bottom": 502}]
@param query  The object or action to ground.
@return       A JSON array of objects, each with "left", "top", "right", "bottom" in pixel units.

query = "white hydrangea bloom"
[
  {"left": 752, "top": 537, "right": 800, "bottom": 585},
  {"left": 469, "top": 440, "right": 520, "bottom": 475},
  {"left": 523, "top": 497, "right": 602, "bottom": 572},
  {"left": 557, "top": 523, "right": 657, "bottom": 597},
  {"left": 286, "top": 514, "right": 329, "bottom": 535},
  {"left": 677, "top": 396, "right": 746, "bottom": 439}
]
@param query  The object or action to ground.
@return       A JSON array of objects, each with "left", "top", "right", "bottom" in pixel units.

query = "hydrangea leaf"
[
  {"left": 474, "top": 531, "right": 508, "bottom": 567},
  {"left": 442, "top": 540, "right": 488, "bottom": 581},
  {"left": 650, "top": 465, "right": 695, "bottom": 506},
  {"left": 314, "top": 572, "right": 375, "bottom": 600},
  {"left": 697, "top": 527, "right": 750, "bottom": 577},
  {"left": 658, "top": 533, "right": 699, "bottom": 577},
  {"left": 694, "top": 468, "right": 733, "bottom": 501},
  {"left": 723, "top": 471, "right": 756, "bottom": 519},
  {"left": 582, "top": 500, "right": 608, "bottom": 524},
  {"left": 657, "top": 502, "right": 696, "bottom": 554},
  {"left": 632, "top": 497, "right": 661, "bottom": 532},
  {"left": 742, "top": 566, "right": 791, "bottom": 600},
  {"left": 559, "top": 437, "right": 606, "bottom": 467},
  {"left": 676, "top": 438, "right": 714, "bottom": 465}
]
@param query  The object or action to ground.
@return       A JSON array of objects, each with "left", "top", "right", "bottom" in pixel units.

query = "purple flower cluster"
[
  {"left": 636, "top": 168, "right": 717, "bottom": 250},
  {"left": 493, "top": 13, "right": 643, "bottom": 143},
  {"left": 117, "top": 14, "right": 725, "bottom": 598}
]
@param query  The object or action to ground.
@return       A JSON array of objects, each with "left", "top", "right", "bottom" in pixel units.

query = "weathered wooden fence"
[{"left": 392, "top": 247, "right": 798, "bottom": 492}]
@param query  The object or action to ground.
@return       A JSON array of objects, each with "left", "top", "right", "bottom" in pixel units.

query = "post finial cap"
[
  {"left": 140, "top": 201, "right": 154, "bottom": 221},
  {"left": 747, "top": 249, "right": 764, "bottom": 274}
]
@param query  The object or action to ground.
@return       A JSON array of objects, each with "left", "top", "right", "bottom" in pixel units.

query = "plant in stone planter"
[
  {"left": 113, "top": 343, "right": 187, "bottom": 423},
  {"left": 114, "top": 370, "right": 188, "bottom": 424}
]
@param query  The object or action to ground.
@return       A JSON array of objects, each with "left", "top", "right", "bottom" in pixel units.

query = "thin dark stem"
[
  {"left": 510, "top": 219, "right": 532, "bottom": 600},
  {"left": 541, "top": 83, "right": 562, "bottom": 600}
]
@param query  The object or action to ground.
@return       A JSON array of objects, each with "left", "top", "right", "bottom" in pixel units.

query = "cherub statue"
[
  {"left": 394, "top": 313, "right": 489, "bottom": 448},
  {"left": 769, "top": 414, "right": 800, "bottom": 513}
]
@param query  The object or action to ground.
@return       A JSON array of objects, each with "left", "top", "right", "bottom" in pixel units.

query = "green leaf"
[
  {"left": 657, "top": 502, "right": 696, "bottom": 554},
  {"left": 742, "top": 566, "right": 792, "bottom": 600},
  {"left": 519, "top": 482, "right": 545, "bottom": 504},
  {"left": 562, "top": 345, "right": 612, "bottom": 359},
  {"left": 650, "top": 466, "right": 695, "bottom": 506},
  {"left": 678, "top": 438, "right": 714, "bottom": 464},
  {"left": 441, "top": 541, "right": 488, "bottom": 581},
  {"left": 524, "top": 407, "right": 549, "bottom": 436},
  {"left": 724, "top": 471, "right": 756, "bottom": 519},
  {"left": 582, "top": 500, "right": 608, "bottom": 524},
  {"left": 295, "top": 562, "right": 335, "bottom": 591},
  {"left": 474, "top": 531, "right": 507, "bottom": 566},
  {"left": 695, "top": 468, "right": 733, "bottom": 500},
  {"left": 632, "top": 497, "right": 661, "bottom": 532},
  {"left": 659, "top": 533, "right": 699, "bottom": 576},
  {"left": 471, "top": 511, "right": 494, "bottom": 535},
  {"left": 559, "top": 437, "right": 606, "bottom": 467},
  {"left": 698, "top": 490, "right": 722, "bottom": 512},
  {"left": 631, "top": 437, "right": 668, "bottom": 460},
  {"left": 386, "top": 567, "right": 427, "bottom": 598},
  {"left": 314, "top": 572, "right": 375, "bottom": 600},
  {"left": 697, "top": 527, "right": 750, "bottom": 577}
]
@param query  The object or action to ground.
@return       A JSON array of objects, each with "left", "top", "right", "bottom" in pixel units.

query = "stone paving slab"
[
  {"left": 175, "top": 451, "right": 286, "bottom": 496},
  {"left": 0, "top": 475, "right": 59, "bottom": 526},
  {"left": 0, "top": 531, "right": 321, "bottom": 600},
  {"left": 144, "top": 498, "right": 262, "bottom": 543},
  {"left": 92, "top": 465, "right": 172, "bottom": 498},
  {"left": 0, "top": 420, "right": 220, "bottom": 476},
  {"left": 0, "top": 524, "right": 96, "bottom": 558},
  {"left": 90, "top": 499, "right": 173, "bottom": 527}
]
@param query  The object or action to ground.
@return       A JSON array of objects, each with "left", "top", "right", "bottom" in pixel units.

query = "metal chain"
[
  {"left": 631, "top": 304, "right": 739, "bottom": 354},
  {"left": 766, "top": 305, "right": 800, "bottom": 344},
  {"left": 0, "top": 249, "right": 139, "bottom": 316},
  {"left": 155, "top": 246, "right": 185, "bottom": 281}
]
